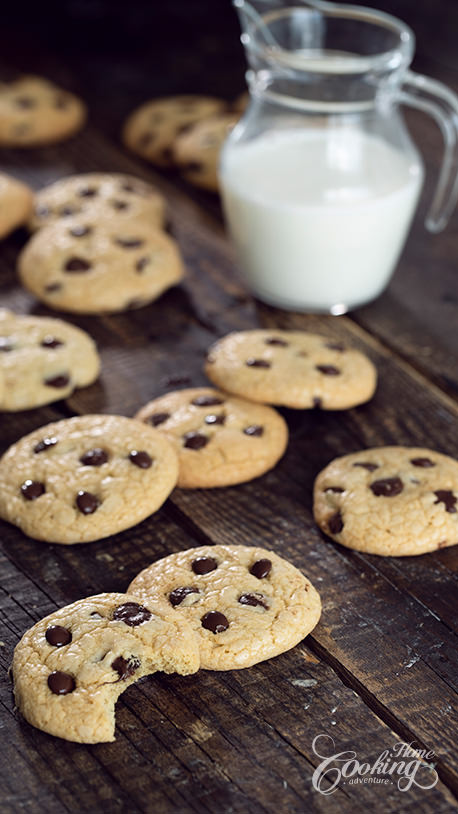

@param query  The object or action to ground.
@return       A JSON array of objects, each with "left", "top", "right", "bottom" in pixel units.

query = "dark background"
[{"left": 1, "top": 0, "right": 457, "bottom": 139}]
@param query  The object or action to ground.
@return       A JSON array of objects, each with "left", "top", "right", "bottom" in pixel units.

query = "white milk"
[{"left": 220, "top": 128, "right": 423, "bottom": 312}]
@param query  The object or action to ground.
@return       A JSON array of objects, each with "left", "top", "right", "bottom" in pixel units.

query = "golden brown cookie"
[
  {"left": 314, "top": 446, "right": 458, "bottom": 556},
  {"left": 122, "top": 94, "right": 227, "bottom": 167},
  {"left": 0, "top": 309, "right": 100, "bottom": 411},
  {"left": 12, "top": 592, "right": 200, "bottom": 743},
  {"left": 0, "top": 75, "right": 86, "bottom": 147},
  {"left": 0, "top": 414, "right": 179, "bottom": 544},
  {"left": 135, "top": 387, "right": 288, "bottom": 488},
  {"left": 129, "top": 544, "right": 321, "bottom": 670},
  {"left": 18, "top": 216, "right": 184, "bottom": 314},
  {"left": 205, "top": 330, "right": 377, "bottom": 409}
]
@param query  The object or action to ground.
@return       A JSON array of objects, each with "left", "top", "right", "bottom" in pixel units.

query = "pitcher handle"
[{"left": 399, "top": 70, "right": 458, "bottom": 233}]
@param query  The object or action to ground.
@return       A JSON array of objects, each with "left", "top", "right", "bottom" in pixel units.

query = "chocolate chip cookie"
[
  {"left": 129, "top": 544, "right": 321, "bottom": 670},
  {"left": 0, "top": 309, "right": 100, "bottom": 411},
  {"left": 0, "top": 75, "right": 86, "bottom": 147},
  {"left": 205, "top": 330, "right": 377, "bottom": 409},
  {"left": 29, "top": 172, "right": 165, "bottom": 232},
  {"left": 135, "top": 387, "right": 288, "bottom": 488},
  {"left": 172, "top": 114, "right": 238, "bottom": 192},
  {"left": 122, "top": 94, "right": 227, "bottom": 167},
  {"left": 314, "top": 446, "right": 458, "bottom": 556},
  {"left": 12, "top": 592, "right": 200, "bottom": 742},
  {"left": 18, "top": 216, "right": 184, "bottom": 313},
  {"left": 0, "top": 414, "right": 179, "bottom": 543},
  {"left": 0, "top": 173, "right": 33, "bottom": 239}
]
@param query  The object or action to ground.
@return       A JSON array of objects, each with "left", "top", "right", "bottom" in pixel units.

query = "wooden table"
[{"left": 1, "top": 2, "right": 457, "bottom": 811}]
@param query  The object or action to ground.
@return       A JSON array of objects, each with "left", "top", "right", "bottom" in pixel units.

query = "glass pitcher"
[{"left": 219, "top": 0, "right": 458, "bottom": 314}]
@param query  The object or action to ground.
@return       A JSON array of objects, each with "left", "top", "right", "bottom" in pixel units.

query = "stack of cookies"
[{"left": 122, "top": 93, "right": 243, "bottom": 192}]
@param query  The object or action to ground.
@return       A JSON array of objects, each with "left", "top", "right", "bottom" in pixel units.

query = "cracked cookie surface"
[
  {"left": 0, "top": 309, "right": 100, "bottom": 410},
  {"left": 129, "top": 544, "right": 321, "bottom": 670},
  {"left": 205, "top": 330, "right": 377, "bottom": 409},
  {"left": 0, "top": 414, "right": 178, "bottom": 543},
  {"left": 313, "top": 446, "right": 458, "bottom": 556},
  {"left": 18, "top": 215, "right": 184, "bottom": 313},
  {"left": 12, "top": 592, "right": 200, "bottom": 743},
  {"left": 135, "top": 387, "right": 288, "bottom": 488}
]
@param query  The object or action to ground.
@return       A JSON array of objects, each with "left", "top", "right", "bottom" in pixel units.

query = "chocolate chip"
[
  {"left": 129, "top": 450, "right": 152, "bottom": 468},
  {"left": 80, "top": 448, "right": 108, "bottom": 466},
  {"left": 184, "top": 161, "right": 203, "bottom": 174},
  {"left": 46, "top": 625, "right": 72, "bottom": 647},
  {"left": 138, "top": 132, "right": 154, "bottom": 148},
  {"left": 328, "top": 511, "right": 344, "bottom": 534},
  {"left": 192, "top": 556, "right": 218, "bottom": 575},
  {"left": 183, "top": 432, "right": 209, "bottom": 450},
  {"left": 326, "top": 342, "right": 345, "bottom": 352},
  {"left": 48, "top": 671, "right": 75, "bottom": 695},
  {"left": 243, "top": 425, "right": 264, "bottom": 437},
  {"left": 169, "top": 586, "right": 200, "bottom": 606},
  {"left": 205, "top": 413, "right": 226, "bottom": 425},
  {"left": 54, "top": 95, "right": 69, "bottom": 110},
  {"left": 250, "top": 559, "right": 272, "bottom": 579},
  {"left": 45, "top": 282, "right": 62, "bottom": 292},
  {"left": 78, "top": 187, "right": 97, "bottom": 198},
  {"left": 313, "top": 397, "right": 322, "bottom": 408},
  {"left": 21, "top": 480, "right": 45, "bottom": 500},
  {"left": 325, "top": 486, "right": 344, "bottom": 493},
  {"left": 35, "top": 204, "right": 50, "bottom": 218},
  {"left": 246, "top": 358, "right": 271, "bottom": 368},
  {"left": 115, "top": 238, "right": 144, "bottom": 249},
  {"left": 113, "top": 602, "right": 152, "bottom": 626},
  {"left": 69, "top": 225, "right": 91, "bottom": 238},
  {"left": 34, "top": 437, "right": 57, "bottom": 454},
  {"left": 265, "top": 338, "right": 289, "bottom": 346},
  {"left": 112, "top": 200, "right": 129, "bottom": 211},
  {"left": 60, "top": 206, "right": 76, "bottom": 217},
  {"left": 76, "top": 490, "right": 99, "bottom": 514},
  {"left": 191, "top": 395, "right": 224, "bottom": 407},
  {"left": 41, "top": 336, "right": 63, "bottom": 349},
  {"left": 316, "top": 365, "right": 341, "bottom": 375},
  {"left": 135, "top": 256, "right": 150, "bottom": 272},
  {"left": 370, "top": 477, "right": 403, "bottom": 497},
  {"left": 433, "top": 490, "right": 457, "bottom": 513},
  {"left": 238, "top": 592, "right": 269, "bottom": 609},
  {"left": 111, "top": 655, "right": 140, "bottom": 680},
  {"left": 0, "top": 337, "right": 13, "bottom": 352},
  {"left": 353, "top": 462, "right": 379, "bottom": 472},
  {"left": 149, "top": 412, "right": 170, "bottom": 427},
  {"left": 201, "top": 611, "right": 229, "bottom": 633},
  {"left": 44, "top": 374, "right": 70, "bottom": 388},
  {"left": 121, "top": 183, "right": 135, "bottom": 193},
  {"left": 411, "top": 457, "right": 436, "bottom": 468},
  {"left": 64, "top": 257, "right": 91, "bottom": 272},
  {"left": 15, "top": 96, "right": 36, "bottom": 109}
]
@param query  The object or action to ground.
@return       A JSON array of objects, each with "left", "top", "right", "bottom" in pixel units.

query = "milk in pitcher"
[{"left": 220, "top": 127, "right": 423, "bottom": 313}]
